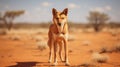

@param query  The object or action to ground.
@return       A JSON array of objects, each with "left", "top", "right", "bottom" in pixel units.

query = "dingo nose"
[{"left": 58, "top": 23, "right": 61, "bottom": 26}]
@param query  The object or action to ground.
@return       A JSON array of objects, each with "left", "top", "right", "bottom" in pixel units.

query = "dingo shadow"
[{"left": 7, "top": 61, "right": 50, "bottom": 67}]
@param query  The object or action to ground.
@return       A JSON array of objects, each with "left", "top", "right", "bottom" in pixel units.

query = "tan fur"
[{"left": 48, "top": 8, "right": 70, "bottom": 66}]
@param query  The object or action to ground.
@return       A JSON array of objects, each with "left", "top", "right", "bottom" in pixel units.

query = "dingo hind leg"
[{"left": 48, "top": 39, "right": 53, "bottom": 63}]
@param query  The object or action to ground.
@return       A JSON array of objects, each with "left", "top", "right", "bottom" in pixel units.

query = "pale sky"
[{"left": 0, "top": 0, "right": 120, "bottom": 23}]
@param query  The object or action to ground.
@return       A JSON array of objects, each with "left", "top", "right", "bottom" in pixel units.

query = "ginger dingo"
[{"left": 48, "top": 8, "right": 70, "bottom": 66}]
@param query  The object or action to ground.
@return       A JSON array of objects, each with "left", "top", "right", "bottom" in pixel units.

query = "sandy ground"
[{"left": 0, "top": 29, "right": 120, "bottom": 67}]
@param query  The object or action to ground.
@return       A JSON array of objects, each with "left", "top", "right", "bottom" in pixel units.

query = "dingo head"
[{"left": 52, "top": 8, "right": 68, "bottom": 33}]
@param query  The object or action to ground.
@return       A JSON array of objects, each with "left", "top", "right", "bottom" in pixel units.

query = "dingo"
[{"left": 48, "top": 8, "right": 70, "bottom": 66}]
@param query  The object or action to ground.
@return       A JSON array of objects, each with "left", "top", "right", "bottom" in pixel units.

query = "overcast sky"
[{"left": 0, "top": 0, "right": 120, "bottom": 23}]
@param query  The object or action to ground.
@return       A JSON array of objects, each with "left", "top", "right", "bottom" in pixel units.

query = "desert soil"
[{"left": 0, "top": 29, "right": 120, "bottom": 67}]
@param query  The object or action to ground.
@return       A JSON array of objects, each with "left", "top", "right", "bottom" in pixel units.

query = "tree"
[
  {"left": 0, "top": 10, "right": 24, "bottom": 30},
  {"left": 87, "top": 11, "right": 109, "bottom": 32}
]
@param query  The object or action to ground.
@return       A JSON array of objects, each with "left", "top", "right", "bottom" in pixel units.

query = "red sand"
[{"left": 0, "top": 31, "right": 120, "bottom": 67}]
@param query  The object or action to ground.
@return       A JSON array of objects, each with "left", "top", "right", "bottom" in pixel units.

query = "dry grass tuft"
[
  {"left": 82, "top": 40, "right": 91, "bottom": 46},
  {"left": 91, "top": 52, "right": 109, "bottom": 63},
  {"left": 111, "top": 32, "right": 117, "bottom": 36},
  {"left": 0, "top": 29, "right": 7, "bottom": 35},
  {"left": 109, "top": 30, "right": 118, "bottom": 36},
  {"left": 113, "top": 44, "right": 120, "bottom": 52},
  {"left": 69, "top": 28, "right": 77, "bottom": 32},
  {"left": 10, "top": 35, "right": 21, "bottom": 40},
  {"left": 33, "top": 36, "right": 43, "bottom": 41},
  {"left": 99, "top": 44, "right": 120, "bottom": 54},
  {"left": 68, "top": 49, "right": 73, "bottom": 53},
  {"left": 99, "top": 46, "right": 109, "bottom": 53},
  {"left": 83, "top": 28, "right": 94, "bottom": 33},
  {"left": 68, "top": 35, "right": 75, "bottom": 41},
  {"left": 37, "top": 41, "right": 48, "bottom": 51}
]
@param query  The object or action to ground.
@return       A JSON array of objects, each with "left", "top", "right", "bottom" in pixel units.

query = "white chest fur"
[{"left": 53, "top": 33, "right": 68, "bottom": 42}]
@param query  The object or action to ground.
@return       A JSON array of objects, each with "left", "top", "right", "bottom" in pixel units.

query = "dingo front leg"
[
  {"left": 59, "top": 42, "right": 64, "bottom": 62},
  {"left": 64, "top": 40, "right": 70, "bottom": 66},
  {"left": 53, "top": 42, "right": 58, "bottom": 66}
]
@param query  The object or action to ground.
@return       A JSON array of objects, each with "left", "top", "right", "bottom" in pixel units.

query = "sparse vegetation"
[
  {"left": 0, "top": 10, "right": 24, "bottom": 30},
  {"left": 114, "top": 44, "right": 120, "bottom": 52},
  {"left": 0, "top": 27, "right": 119, "bottom": 67},
  {"left": 111, "top": 32, "right": 117, "bottom": 36},
  {"left": 37, "top": 41, "right": 48, "bottom": 51},
  {"left": 88, "top": 11, "right": 109, "bottom": 32},
  {"left": 82, "top": 40, "right": 91, "bottom": 46},
  {"left": 99, "top": 44, "right": 120, "bottom": 53},
  {"left": 0, "top": 29, "right": 7, "bottom": 35},
  {"left": 33, "top": 36, "right": 43, "bottom": 41},
  {"left": 68, "top": 35, "right": 75, "bottom": 41},
  {"left": 109, "top": 30, "right": 118, "bottom": 36},
  {"left": 91, "top": 52, "right": 109, "bottom": 63},
  {"left": 0, "top": 1, "right": 120, "bottom": 67},
  {"left": 68, "top": 49, "right": 73, "bottom": 53},
  {"left": 99, "top": 46, "right": 108, "bottom": 53},
  {"left": 9, "top": 35, "right": 21, "bottom": 40}
]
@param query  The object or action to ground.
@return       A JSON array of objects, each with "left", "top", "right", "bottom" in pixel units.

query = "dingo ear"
[
  {"left": 62, "top": 8, "right": 68, "bottom": 16},
  {"left": 52, "top": 8, "right": 57, "bottom": 16}
]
